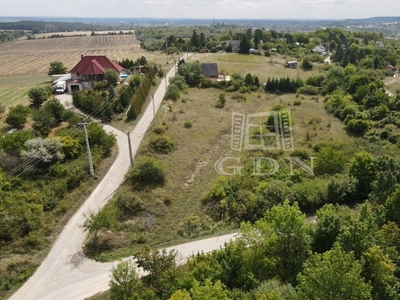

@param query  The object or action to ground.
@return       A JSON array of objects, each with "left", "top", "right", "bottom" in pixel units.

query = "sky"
[{"left": 2, "top": 0, "right": 400, "bottom": 20}]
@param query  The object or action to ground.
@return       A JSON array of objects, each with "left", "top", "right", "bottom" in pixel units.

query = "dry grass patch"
[
  {"left": 188, "top": 52, "right": 325, "bottom": 83},
  {"left": 88, "top": 85, "right": 355, "bottom": 261},
  {"left": 384, "top": 75, "right": 400, "bottom": 95}
]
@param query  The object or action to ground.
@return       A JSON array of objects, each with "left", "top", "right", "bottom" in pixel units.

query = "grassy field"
[
  {"left": 384, "top": 74, "right": 400, "bottom": 95},
  {"left": 188, "top": 52, "right": 321, "bottom": 83}
]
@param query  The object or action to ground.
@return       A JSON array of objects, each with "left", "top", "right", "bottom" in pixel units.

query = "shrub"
[
  {"left": 346, "top": 118, "right": 370, "bottom": 136},
  {"left": 115, "top": 194, "right": 144, "bottom": 220},
  {"left": 128, "top": 156, "right": 165, "bottom": 186},
  {"left": 184, "top": 121, "right": 192, "bottom": 128},
  {"left": 149, "top": 136, "right": 174, "bottom": 154},
  {"left": 94, "top": 81, "right": 108, "bottom": 90},
  {"left": 299, "top": 85, "right": 319, "bottom": 95},
  {"left": 5, "top": 105, "right": 30, "bottom": 128},
  {"left": 293, "top": 100, "right": 301, "bottom": 106},
  {"left": 153, "top": 126, "right": 165, "bottom": 135},
  {"left": 301, "top": 57, "right": 313, "bottom": 70},
  {"left": 104, "top": 68, "right": 120, "bottom": 86},
  {"left": 216, "top": 92, "right": 226, "bottom": 108},
  {"left": 165, "top": 84, "right": 180, "bottom": 100},
  {"left": 157, "top": 68, "right": 164, "bottom": 78}
]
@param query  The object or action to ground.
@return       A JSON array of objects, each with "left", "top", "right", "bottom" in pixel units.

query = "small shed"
[
  {"left": 201, "top": 63, "right": 219, "bottom": 78},
  {"left": 285, "top": 61, "right": 298, "bottom": 69}
]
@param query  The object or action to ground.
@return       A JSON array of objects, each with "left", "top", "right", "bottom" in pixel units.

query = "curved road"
[{"left": 10, "top": 57, "right": 238, "bottom": 300}]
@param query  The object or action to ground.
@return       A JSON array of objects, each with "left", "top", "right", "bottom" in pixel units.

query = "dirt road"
[{"left": 9, "top": 56, "right": 237, "bottom": 300}]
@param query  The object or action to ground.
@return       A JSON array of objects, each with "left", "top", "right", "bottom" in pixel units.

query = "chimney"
[{"left": 81, "top": 54, "right": 84, "bottom": 60}]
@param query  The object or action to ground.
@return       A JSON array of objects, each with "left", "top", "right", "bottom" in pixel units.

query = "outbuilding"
[{"left": 285, "top": 61, "right": 298, "bottom": 69}]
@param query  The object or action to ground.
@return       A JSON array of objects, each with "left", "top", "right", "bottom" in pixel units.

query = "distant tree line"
[
  {"left": 264, "top": 76, "right": 304, "bottom": 94},
  {"left": 0, "top": 30, "right": 25, "bottom": 44},
  {"left": 0, "top": 20, "right": 125, "bottom": 34}
]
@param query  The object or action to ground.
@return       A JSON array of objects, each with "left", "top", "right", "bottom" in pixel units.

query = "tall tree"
[
  {"left": 109, "top": 260, "right": 142, "bottom": 300},
  {"left": 28, "top": 86, "right": 49, "bottom": 109},
  {"left": 239, "top": 34, "right": 251, "bottom": 54},
  {"left": 104, "top": 68, "right": 120, "bottom": 86},
  {"left": 349, "top": 151, "right": 376, "bottom": 200},
  {"left": 134, "top": 248, "right": 178, "bottom": 297},
  {"left": 312, "top": 204, "right": 350, "bottom": 253},
  {"left": 253, "top": 29, "right": 263, "bottom": 48},
  {"left": 297, "top": 243, "right": 372, "bottom": 300},
  {"left": 337, "top": 202, "right": 380, "bottom": 259},
  {"left": 48, "top": 61, "right": 68, "bottom": 76},
  {"left": 240, "top": 201, "right": 312, "bottom": 283},
  {"left": 191, "top": 30, "right": 200, "bottom": 49},
  {"left": 5, "top": 104, "right": 30, "bottom": 128},
  {"left": 362, "top": 246, "right": 399, "bottom": 300}
]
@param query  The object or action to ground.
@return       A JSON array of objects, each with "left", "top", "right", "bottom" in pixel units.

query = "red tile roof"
[{"left": 70, "top": 55, "right": 124, "bottom": 75}]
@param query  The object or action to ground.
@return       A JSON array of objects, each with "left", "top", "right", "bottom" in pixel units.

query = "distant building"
[
  {"left": 201, "top": 63, "right": 219, "bottom": 78},
  {"left": 311, "top": 45, "right": 327, "bottom": 55},
  {"left": 285, "top": 61, "right": 298, "bottom": 69},
  {"left": 225, "top": 40, "right": 240, "bottom": 51},
  {"left": 377, "top": 41, "right": 385, "bottom": 48}
]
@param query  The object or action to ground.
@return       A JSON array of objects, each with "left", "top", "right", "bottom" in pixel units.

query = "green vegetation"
[
  {"left": 0, "top": 89, "right": 116, "bottom": 297},
  {"left": 93, "top": 201, "right": 400, "bottom": 300},
  {"left": 0, "top": 30, "right": 25, "bottom": 44},
  {"left": 47, "top": 61, "right": 68, "bottom": 76}
]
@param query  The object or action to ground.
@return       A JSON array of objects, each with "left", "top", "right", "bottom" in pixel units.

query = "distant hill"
[
  {"left": 0, "top": 16, "right": 399, "bottom": 35},
  {"left": 344, "top": 16, "right": 400, "bottom": 23}
]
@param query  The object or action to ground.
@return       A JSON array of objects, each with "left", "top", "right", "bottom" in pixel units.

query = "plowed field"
[
  {"left": 0, "top": 34, "right": 145, "bottom": 108},
  {"left": 0, "top": 34, "right": 141, "bottom": 77}
]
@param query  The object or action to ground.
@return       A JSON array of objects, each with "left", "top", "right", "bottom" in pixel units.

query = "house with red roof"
[{"left": 68, "top": 55, "right": 126, "bottom": 92}]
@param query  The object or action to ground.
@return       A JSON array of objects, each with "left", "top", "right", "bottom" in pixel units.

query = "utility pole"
[
  {"left": 78, "top": 122, "right": 94, "bottom": 176},
  {"left": 151, "top": 95, "right": 156, "bottom": 127},
  {"left": 166, "top": 38, "right": 168, "bottom": 64},
  {"left": 127, "top": 132, "right": 134, "bottom": 167}
]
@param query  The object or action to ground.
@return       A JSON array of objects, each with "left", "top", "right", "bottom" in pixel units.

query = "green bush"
[
  {"left": 157, "top": 68, "right": 164, "bottom": 78},
  {"left": 115, "top": 194, "right": 144, "bottom": 220},
  {"left": 165, "top": 84, "right": 180, "bottom": 100},
  {"left": 153, "top": 126, "right": 166, "bottom": 135},
  {"left": 128, "top": 156, "right": 165, "bottom": 186},
  {"left": 149, "top": 136, "right": 174, "bottom": 154},
  {"left": 184, "top": 121, "right": 192, "bottom": 128},
  {"left": 94, "top": 81, "right": 108, "bottom": 90},
  {"left": 216, "top": 92, "right": 226, "bottom": 108},
  {"left": 299, "top": 85, "right": 319, "bottom": 95}
]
